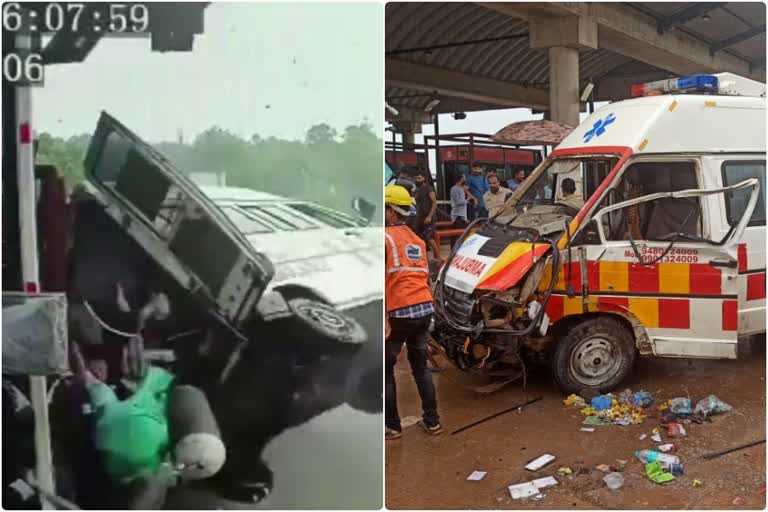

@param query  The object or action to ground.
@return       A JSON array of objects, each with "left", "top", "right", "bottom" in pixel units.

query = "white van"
[{"left": 432, "top": 73, "right": 766, "bottom": 393}]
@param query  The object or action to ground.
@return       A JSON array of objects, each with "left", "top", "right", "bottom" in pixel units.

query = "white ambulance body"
[
  {"left": 553, "top": 73, "right": 766, "bottom": 348},
  {"left": 433, "top": 73, "right": 766, "bottom": 393}
]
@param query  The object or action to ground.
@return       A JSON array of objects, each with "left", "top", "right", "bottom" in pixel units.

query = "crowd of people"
[{"left": 449, "top": 166, "right": 526, "bottom": 226}]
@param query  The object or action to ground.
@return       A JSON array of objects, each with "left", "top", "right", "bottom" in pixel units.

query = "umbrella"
[{"left": 493, "top": 120, "right": 575, "bottom": 146}]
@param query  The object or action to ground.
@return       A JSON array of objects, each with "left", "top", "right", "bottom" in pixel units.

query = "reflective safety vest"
[{"left": 385, "top": 224, "right": 433, "bottom": 313}]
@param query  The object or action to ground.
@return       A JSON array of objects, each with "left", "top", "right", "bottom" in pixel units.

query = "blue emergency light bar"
[{"left": 631, "top": 74, "right": 719, "bottom": 97}]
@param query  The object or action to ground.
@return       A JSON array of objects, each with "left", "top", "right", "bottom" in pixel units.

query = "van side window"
[
  {"left": 602, "top": 162, "right": 701, "bottom": 242},
  {"left": 721, "top": 161, "right": 766, "bottom": 227}
]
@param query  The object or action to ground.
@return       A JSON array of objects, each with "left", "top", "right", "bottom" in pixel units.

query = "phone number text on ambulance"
[{"left": 623, "top": 247, "right": 699, "bottom": 263}]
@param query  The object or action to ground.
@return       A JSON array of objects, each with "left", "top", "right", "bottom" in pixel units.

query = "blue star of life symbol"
[{"left": 583, "top": 113, "right": 616, "bottom": 143}]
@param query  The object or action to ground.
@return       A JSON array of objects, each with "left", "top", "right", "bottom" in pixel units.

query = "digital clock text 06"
[
  {"left": 3, "top": 3, "right": 149, "bottom": 33},
  {"left": 3, "top": 51, "right": 44, "bottom": 85}
]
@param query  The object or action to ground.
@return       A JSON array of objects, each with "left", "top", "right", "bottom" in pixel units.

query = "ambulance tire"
[{"left": 552, "top": 316, "right": 636, "bottom": 395}]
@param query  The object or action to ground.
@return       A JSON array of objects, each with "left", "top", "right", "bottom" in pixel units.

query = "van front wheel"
[{"left": 552, "top": 317, "right": 636, "bottom": 395}]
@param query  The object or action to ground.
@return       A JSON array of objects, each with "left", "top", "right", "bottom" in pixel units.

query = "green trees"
[{"left": 34, "top": 123, "right": 382, "bottom": 217}]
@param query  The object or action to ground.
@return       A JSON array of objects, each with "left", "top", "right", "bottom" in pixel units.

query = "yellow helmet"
[{"left": 385, "top": 185, "right": 412, "bottom": 207}]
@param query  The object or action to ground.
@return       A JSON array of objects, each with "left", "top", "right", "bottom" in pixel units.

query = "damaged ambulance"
[
  {"left": 433, "top": 73, "right": 766, "bottom": 394},
  {"left": 64, "top": 111, "right": 383, "bottom": 503}
]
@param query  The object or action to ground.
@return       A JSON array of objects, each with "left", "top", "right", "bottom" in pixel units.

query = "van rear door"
[{"left": 83, "top": 111, "right": 274, "bottom": 330}]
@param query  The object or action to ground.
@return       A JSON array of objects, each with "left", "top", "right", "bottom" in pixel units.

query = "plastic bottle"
[{"left": 634, "top": 449, "right": 681, "bottom": 469}]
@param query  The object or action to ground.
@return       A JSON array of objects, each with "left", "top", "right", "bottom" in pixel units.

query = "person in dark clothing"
[{"left": 413, "top": 173, "right": 443, "bottom": 262}]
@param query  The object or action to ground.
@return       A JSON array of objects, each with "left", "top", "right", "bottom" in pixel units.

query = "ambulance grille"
[{"left": 442, "top": 288, "right": 475, "bottom": 326}]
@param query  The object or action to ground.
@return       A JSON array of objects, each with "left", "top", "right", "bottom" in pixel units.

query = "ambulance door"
[
  {"left": 585, "top": 162, "right": 759, "bottom": 359},
  {"left": 710, "top": 157, "right": 766, "bottom": 335}
]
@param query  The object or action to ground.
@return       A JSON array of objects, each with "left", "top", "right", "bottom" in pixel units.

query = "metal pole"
[
  {"left": 391, "top": 128, "right": 397, "bottom": 165},
  {"left": 15, "top": 31, "right": 56, "bottom": 510},
  {"left": 433, "top": 112, "right": 441, "bottom": 187}
]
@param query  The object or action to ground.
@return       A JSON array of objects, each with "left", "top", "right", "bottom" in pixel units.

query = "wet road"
[
  {"left": 386, "top": 339, "right": 766, "bottom": 510},
  {"left": 167, "top": 405, "right": 382, "bottom": 509}
]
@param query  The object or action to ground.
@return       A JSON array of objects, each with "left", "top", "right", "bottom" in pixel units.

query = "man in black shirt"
[{"left": 413, "top": 172, "right": 443, "bottom": 262}]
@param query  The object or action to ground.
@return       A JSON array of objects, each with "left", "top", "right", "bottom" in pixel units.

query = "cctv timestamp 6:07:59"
[
  {"left": 3, "top": 2, "right": 150, "bottom": 35},
  {"left": 2, "top": 2, "right": 151, "bottom": 85}
]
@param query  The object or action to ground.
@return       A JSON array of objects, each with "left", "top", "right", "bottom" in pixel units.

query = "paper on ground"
[
  {"left": 401, "top": 416, "right": 420, "bottom": 429},
  {"left": 467, "top": 471, "right": 487, "bottom": 481},
  {"left": 580, "top": 427, "right": 595, "bottom": 432},
  {"left": 508, "top": 476, "right": 558, "bottom": 499},
  {"left": 508, "top": 482, "right": 540, "bottom": 500},
  {"left": 651, "top": 433, "right": 662, "bottom": 443},
  {"left": 525, "top": 454, "right": 556, "bottom": 471}
]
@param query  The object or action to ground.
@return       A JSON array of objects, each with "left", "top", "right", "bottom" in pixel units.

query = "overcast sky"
[{"left": 33, "top": 3, "right": 383, "bottom": 143}]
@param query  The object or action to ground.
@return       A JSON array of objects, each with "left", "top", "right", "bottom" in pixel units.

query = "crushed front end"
[{"left": 432, "top": 217, "right": 565, "bottom": 380}]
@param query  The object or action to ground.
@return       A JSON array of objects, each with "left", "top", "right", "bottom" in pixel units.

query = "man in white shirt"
[
  {"left": 484, "top": 175, "right": 513, "bottom": 217},
  {"left": 450, "top": 173, "right": 473, "bottom": 227}
]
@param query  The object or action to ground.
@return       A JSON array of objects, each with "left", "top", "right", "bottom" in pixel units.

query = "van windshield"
[{"left": 495, "top": 156, "right": 618, "bottom": 232}]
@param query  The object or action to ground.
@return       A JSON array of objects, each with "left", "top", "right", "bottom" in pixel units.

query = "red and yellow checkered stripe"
[{"left": 539, "top": 260, "right": 738, "bottom": 331}]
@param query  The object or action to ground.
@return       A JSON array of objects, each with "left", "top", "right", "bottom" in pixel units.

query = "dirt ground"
[{"left": 386, "top": 339, "right": 766, "bottom": 510}]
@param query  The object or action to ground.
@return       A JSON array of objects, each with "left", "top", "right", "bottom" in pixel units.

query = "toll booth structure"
[{"left": 385, "top": 133, "right": 543, "bottom": 220}]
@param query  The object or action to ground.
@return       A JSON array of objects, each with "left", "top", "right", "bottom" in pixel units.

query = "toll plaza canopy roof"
[{"left": 386, "top": 2, "right": 766, "bottom": 120}]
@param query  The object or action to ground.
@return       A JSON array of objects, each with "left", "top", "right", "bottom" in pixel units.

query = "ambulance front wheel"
[{"left": 552, "top": 316, "right": 637, "bottom": 395}]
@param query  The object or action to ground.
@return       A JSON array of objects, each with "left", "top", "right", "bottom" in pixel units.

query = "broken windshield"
[{"left": 495, "top": 156, "right": 618, "bottom": 232}]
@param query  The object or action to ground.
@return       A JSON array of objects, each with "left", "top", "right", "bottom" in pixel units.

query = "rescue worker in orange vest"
[{"left": 384, "top": 185, "right": 442, "bottom": 440}]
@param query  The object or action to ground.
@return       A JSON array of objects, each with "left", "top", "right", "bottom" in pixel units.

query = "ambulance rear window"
[{"left": 722, "top": 161, "right": 766, "bottom": 227}]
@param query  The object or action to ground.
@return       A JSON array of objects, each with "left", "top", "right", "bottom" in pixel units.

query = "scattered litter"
[
  {"left": 644, "top": 461, "right": 675, "bottom": 484},
  {"left": 652, "top": 427, "right": 660, "bottom": 435},
  {"left": 665, "top": 423, "right": 687, "bottom": 438},
  {"left": 591, "top": 395, "right": 612, "bottom": 411},
  {"left": 639, "top": 433, "right": 647, "bottom": 440},
  {"left": 580, "top": 427, "right": 595, "bottom": 432},
  {"left": 693, "top": 479, "right": 703, "bottom": 487},
  {"left": 658, "top": 443, "right": 677, "bottom": 453},
  {"left": 564, "top": 394, "right": 587, "bottom": 408},
  {"left": 557, "top": 467, "right": 572, "bottom": 476},
  {"left": 583, "top": 416, "right": 611, "bottom": 426},
  {"left": 635, "top": 449, "right": 681, "bottom": 470},
  {"left": 670, "top": 463, "right": 684, "bottom": 476},
  {"left": 733, "top": 497, "right": 746, "bottom": 506},
  {"left": 670, "top": 397, "right": 693, "bottom": 416},
  {"left": 660, "top": 409, "right": 679, "bottom": 425},
  {"left": 603, "top": 472, "right": 624, "bottom": 490},
  {"left": 532, "top": 476, "right": 558, "bottom": 488},
  {"left": 467, "top": 471, "right": 487, "bottom": 481},
  {"left": 401, "top": 416, "right": 420, "bottom": 429},
  {"left": 616, "top": 459, "right": 628, "bottom": 465},
  {"left": 567, "top": 390, "right": 650, "bottom": 426},
  {"left": 508, "top": 482, "right": 540, "bottom": 500},
  {"left": 694, "top": 395, "right": 733, "bottom": 417},
  {"left": 508, "top": 476, "right": 558, "bottom": 500},
  {"left": 525, "top": 454, "right": 556, "bottom": 471},
  {"left": 595, "top": 464, "right": 611, "bottom": 472},
  {"left": 651, "top": 433, "right": 663, "bottom": 443},
  {"left": 633, "top": 391, "right": 654, "bottom": 407}
]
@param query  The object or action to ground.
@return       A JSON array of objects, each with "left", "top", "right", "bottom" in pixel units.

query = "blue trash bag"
[{"left": 591, "top": 395, "right": 612, "bottom": 411}]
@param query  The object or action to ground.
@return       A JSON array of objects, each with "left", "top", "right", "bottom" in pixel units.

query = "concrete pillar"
[
  {"left": 402, "top": 130, "right": 415, "bottom": 145},
  {"left": 530, "top": 15, "right": 595, "bottom": 128},
  {"left": 548, "top": 46, "right": 580, "bottom": 127}
]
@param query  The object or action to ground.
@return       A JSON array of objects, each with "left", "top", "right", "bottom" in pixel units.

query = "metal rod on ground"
[
  {"left": 702, "top": 438, "right": 765, "bottom": 460},
  {"left": 451, "top": 396, "right": 542, "bottom": 435}
]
